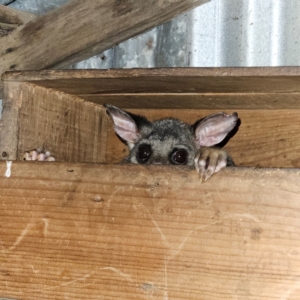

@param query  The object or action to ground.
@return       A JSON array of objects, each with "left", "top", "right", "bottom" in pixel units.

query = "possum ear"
[
  {"left": 104, "top": 104, "right": 142, "bottom": 145},
  {"left": 194, "top": 112, "right": 238, "bottom": 147}
]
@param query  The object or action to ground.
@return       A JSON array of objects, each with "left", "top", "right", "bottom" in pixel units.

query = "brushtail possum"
[{"left": 105, "top": 104, "right": 238, "bottom": 181}]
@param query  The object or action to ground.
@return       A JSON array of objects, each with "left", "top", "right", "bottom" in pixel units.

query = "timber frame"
[
  {"left": 2, "top": 67, "right": 300, "bottom": 168},
  {"left": 1, "top": 67, "right": 300, "bottom": 299},
  {"left": 0, "top": 0, "right": 209, "bottom": 96}
]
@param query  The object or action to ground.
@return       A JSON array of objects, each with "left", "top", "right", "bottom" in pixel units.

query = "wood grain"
[
  {"left": 0, "top": 81, "right": 22, "bottom": 162},
  {"left": 0, "top": 161, "right": 300, "bottom": 299},
  {"left": 0, "top": 83, "right": 108, "bottom": 162},
  {"left": 0, "top": 4, "right": 35, "bottom": 26},
  {"left": 0, "top": 0, "right": 208, "bottom": 95},
  {"left": 0, "top": 5, "right": 35, "bottom": 37},
  {"left": 2, "top": 68, "right": 300, "bottom": 167},
  {"left": 4, "top": 67, "right": 300, "bottom": 95},
  {"left": 77, "top": 93, "right": 300, "bottom": 110},
  {"left": 5, "top": 67, "right": 300, "bottom": 82},
  {"left": 4, "top": 68, "right": 300, "bottom": 109}
]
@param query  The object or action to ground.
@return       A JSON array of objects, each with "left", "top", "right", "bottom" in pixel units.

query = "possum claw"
[
  {"left": 194, "top": 147, "right": 230, "bottom": 182},
  {"left": 22, "top": 149, "right": 55, "bottom": 162}
]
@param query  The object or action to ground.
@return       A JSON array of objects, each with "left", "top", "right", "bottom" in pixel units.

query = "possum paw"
[
  {"left": 22, "top": 149, "right": 55, "bottom": 161},
  {"left": 194, "top": 147, "right": 232, "bottom": 182}
]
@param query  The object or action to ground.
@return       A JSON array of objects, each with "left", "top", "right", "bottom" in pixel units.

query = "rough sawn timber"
[
  {"left": 0, "top": 4, "right": 35, "bottom": 38},
  {"left": 3, "top": 67, "right": 300, "bottom": 168},
  {"left": 0, "top": 4, "right": 35, "bottom": 27},
  {"left": 0, "top": 161, "right": 300, "bottom": 299},
  {"left": 0, "top": 0, "right": 209, "bottom": 96},
  {"left": 0, "top": 82, "right": 108, "bottom": 163}
]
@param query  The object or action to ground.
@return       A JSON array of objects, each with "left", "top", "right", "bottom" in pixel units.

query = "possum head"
[{"left": 104, "top": 104, "right": 238, "bottom": 167}]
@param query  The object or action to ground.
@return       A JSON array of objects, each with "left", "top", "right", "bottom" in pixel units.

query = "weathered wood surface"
[
  {"left": 71, "top": 93, "right": 300, "bottom": 110},
  {"left": 6, "top": 67, "right": 300, "bottom": 82},
  {"left": 0, "top": 5, "right": 35, "bottom": 36},
  {"left": 1, "top": 86, "right": 300, "bottom": 168},
  {"left": 0, "top": 162, "right": 300, "bottom": 300},
  {"left": 4, "top": 67, "right": 300, "bottom": 95},
  {"left": 0, "top": 83, "right": 107, "bottom": 162},
  {"left": 4, "top": 67, "right": 300, "bottom": 109},
  {"left": 0, "top": 0, "right": 209, "bottom": 95},
  {"left": 2, "top": 82, "right": 300, "bottom": 168},
  {"left": 2, "top": 68, "right": 300, "bottom": 167},
  {"left": 0, "top": 5, "right": 35, "bottom": 25}
]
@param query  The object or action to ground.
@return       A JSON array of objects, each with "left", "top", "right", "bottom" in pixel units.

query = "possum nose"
[{"left": 153, "top": 158, "right": 162, "bottom": 165}]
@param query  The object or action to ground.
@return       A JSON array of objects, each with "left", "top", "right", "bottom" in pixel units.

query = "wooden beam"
[
  {"left": 0, "top": 5, "right": 35, "bottom": 25},
  {"left": 5, "top": 66, "right": 300, "bottom": 86},
  {"left": 1, "top": 82, "right": 108, "bottom": 163},
  {"left": 0, "top": 162, "right": 300, "bottom": 299},
  {"left": 0, "top": 5, "right": 35, "bottom": 36},
  {"left": 2, "top": 81, "right": 300, "bottom": 168},
  {"left": 4, "top": 67, "right": 300, "bottom": 97},
  {"left": 2, "top": 68, "right": 300, "bottom": 168},
  {"left": 0, "top": 0, "right": 209, "bottom": 96}
]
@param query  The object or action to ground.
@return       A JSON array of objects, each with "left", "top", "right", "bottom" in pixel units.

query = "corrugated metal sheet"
[
  {"left": 0, "top": 0, "right": 15, "bottom": 5},
  {"left": 7, "top": 0, "right": 300, "bottom": 69},
  {"left": 8, "top": 0, "right": 70, "bottom": 15}
]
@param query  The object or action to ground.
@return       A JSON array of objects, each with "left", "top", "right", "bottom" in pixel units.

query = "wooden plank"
[
  {"left": 0, "top": 5, "right": 35, "bottom": 26},
  {"left": 4, "top": 68, "right": 300, "bottom": 104},
  {"left": 105, "top": 108, "right": 300, "bottom": 168},
  {"left": 2, "top": 68, "right": 300, "bottom": 167},
  {"left": 77, "top": 93, "right": 300, "bottom": 110},
  {"left": 0, "top": 81, "right": 22, "bottom": 162},
  {"left": 0, "top": 0, "right": 209, "bottom": 96},
  {"left": 3, "top": 67, "right": 300, "bottom": 94},
  {"left": 0, "top": 5, "right": 35, "bottom": 37},
  {"left": 0, "top": 161, "right": 300, "bottom": 299},
  {"left": 0, "top": 83, "right": 108, "bottom": 162},
  {"left": 5, "top": 67, "right": 300, "bottom": 82},
  {"left": 2, "top": 80, "right": 300, "bottom": 168},
  {"left": 31, "top": 76, "right": 300, "bottom": 94}
]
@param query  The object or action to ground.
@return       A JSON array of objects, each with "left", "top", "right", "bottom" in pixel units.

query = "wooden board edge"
[
  {"left": 1, "top": 160, "right": 299, "bottom": 183},
  {"left": 0, "top": 81, "right": 22, "bottom": 160},
  {"left": 4, "top": 67, "right": 300, "bottom": 82}
]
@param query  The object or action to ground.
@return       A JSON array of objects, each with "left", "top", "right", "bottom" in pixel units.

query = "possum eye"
[
  {"left": 137, "top": 144, "right": 151, "bottom": 163},
  {"left": 171, "top": 149, "right": 188, "bottom": 165}
]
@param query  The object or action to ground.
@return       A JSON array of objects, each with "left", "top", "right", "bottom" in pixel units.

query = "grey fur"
[
  {"left": 104, "top": 104, "right": 238, "bottom": 170},
  {"left": 127, "top": 117, "right": 197, "bottom": 165}
]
